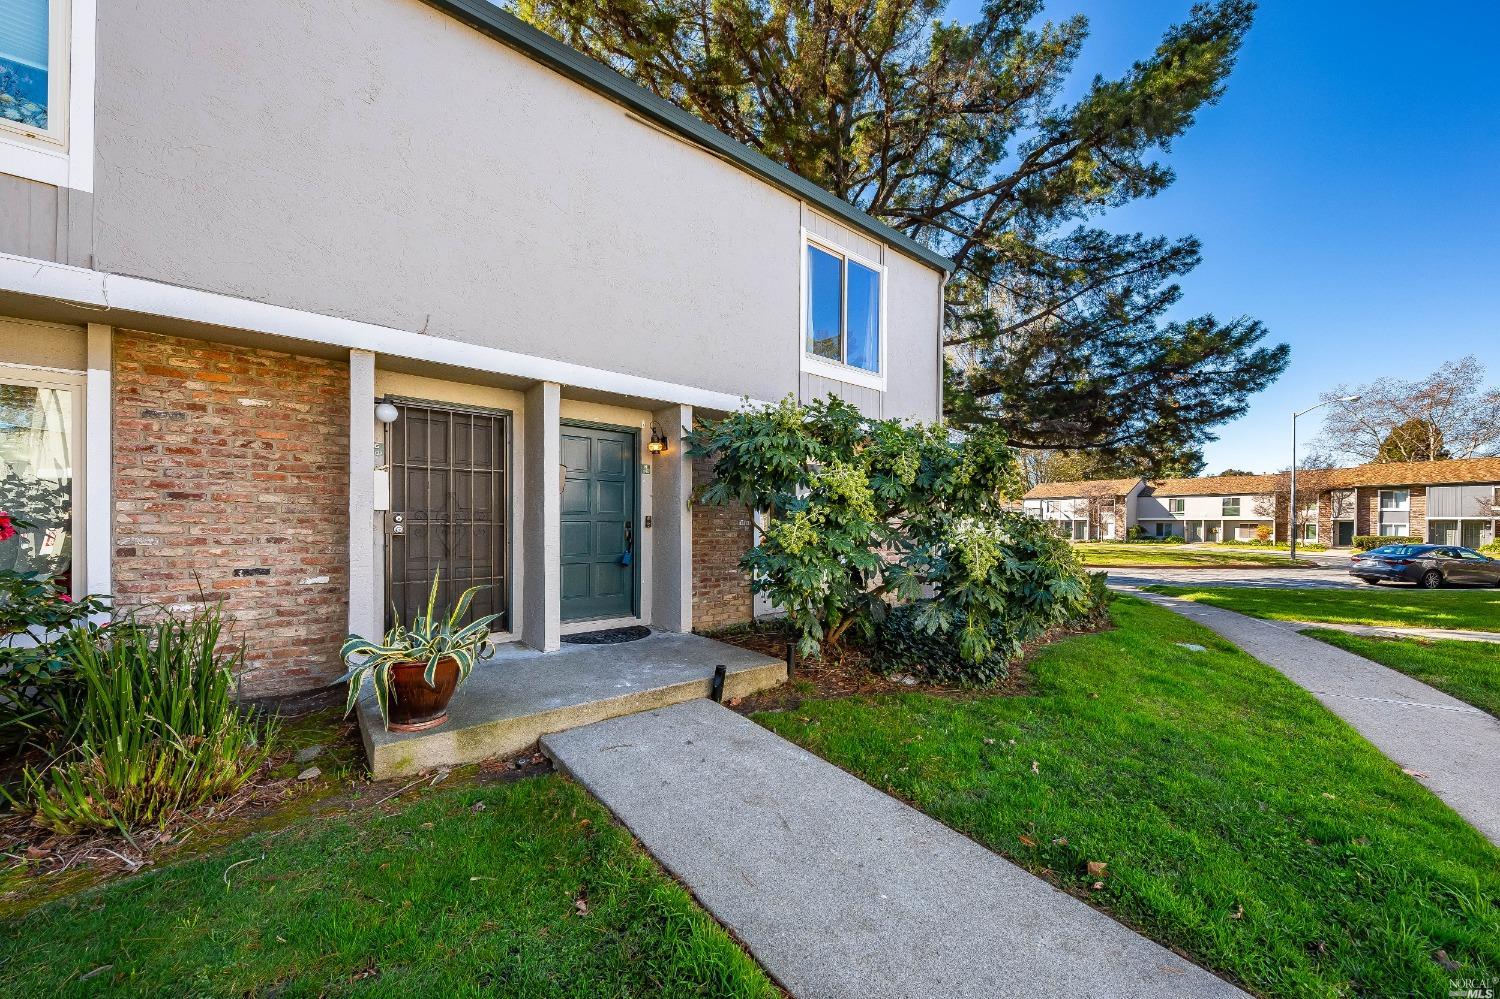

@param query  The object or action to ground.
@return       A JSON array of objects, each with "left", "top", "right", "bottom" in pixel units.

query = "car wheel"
[
  {"left": 1360, "top": 578, "right": 1381, "bottom": 585},
  {"left": 1420, "top": 570, "right": 1443, "bottom": 589}
]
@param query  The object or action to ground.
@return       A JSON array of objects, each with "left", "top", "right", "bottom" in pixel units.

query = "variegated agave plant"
[{"left": 341, "top": 574, "right": 499, "bottom": 729}]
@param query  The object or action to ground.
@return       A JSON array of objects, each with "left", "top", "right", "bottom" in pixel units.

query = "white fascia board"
[{"left": 0, "top": 252, "right": 756, "bottom": 412}]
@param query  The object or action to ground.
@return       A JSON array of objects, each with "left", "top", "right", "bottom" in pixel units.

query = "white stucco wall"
[
  {"left": 1136, "top": 494, "right": 1273, "bottom": 521},
  {"left": 90, "top": 0, "right": 945, "bottom": 422}
]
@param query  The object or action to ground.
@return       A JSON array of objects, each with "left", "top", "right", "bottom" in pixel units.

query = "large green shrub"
[
  {"left": 10, "top": 605, "right": 274, "bottom": 835},
  {"left": 687, "top": 397, "right": 1105, "bottom": 672},
  {"left": 1353, "top": 535, "right": 1424, "bottom": 551}
]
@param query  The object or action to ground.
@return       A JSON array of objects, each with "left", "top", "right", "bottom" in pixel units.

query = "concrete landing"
[
  {"left": 1127, "top": 588, "right": 1500, "bottom": 845},
  {"left": 357, "top": 632, "right": 784, "bottom": 778},
  {"left": 543, "top": 700, "right": 1246, "bottom": 999}
]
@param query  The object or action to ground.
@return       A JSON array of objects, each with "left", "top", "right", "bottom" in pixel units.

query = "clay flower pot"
[{"left": 387, "top": 656, "right": 461, "bottom": 732}]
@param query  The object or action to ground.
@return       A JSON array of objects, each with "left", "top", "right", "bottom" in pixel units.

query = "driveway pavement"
[
  {"left": 1101, "top": 566, "right": 1359, "bottom": 589},
  {"left": 1128, "top": 588, "right": 1500, "bottom": 845},
  {"left": 543, "top": 700, "right": 1247, "bottom": 999}
]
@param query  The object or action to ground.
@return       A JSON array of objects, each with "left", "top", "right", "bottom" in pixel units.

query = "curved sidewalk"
[
  {"left": 543, "top": 699, "right": 1246, "bottom": 999},
  {"left": 1285, "top": 620, "right": 1500, "bottom": 644},
  {"left": 1125, "top": 588, "right": 1500, "bottom": 845}
]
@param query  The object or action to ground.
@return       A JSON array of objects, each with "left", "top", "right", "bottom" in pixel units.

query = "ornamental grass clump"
[{"left": 11, "top": 605, "right": 274, "bottom": 836}]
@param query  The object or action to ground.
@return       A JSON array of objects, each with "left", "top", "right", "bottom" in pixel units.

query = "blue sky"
[{"left": 948, "top": 0, "right": 1500, "bottom": 473}]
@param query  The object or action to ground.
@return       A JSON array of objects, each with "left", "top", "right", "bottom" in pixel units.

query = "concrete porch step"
[{"left": 356, "top": 631, "right": 785, "bottom": 778}]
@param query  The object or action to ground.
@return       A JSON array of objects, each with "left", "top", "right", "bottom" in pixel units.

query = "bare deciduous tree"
[{"left": 1318, "top": 357, "right": 1500, "bottom": 463}]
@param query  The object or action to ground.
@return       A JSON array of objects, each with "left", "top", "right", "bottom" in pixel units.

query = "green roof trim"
[{"left": 423, "top": 0, "right": 956, "bottom": 274}]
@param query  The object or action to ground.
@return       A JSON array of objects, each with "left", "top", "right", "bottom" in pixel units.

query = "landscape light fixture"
[{"left": 1288, "top": 394, "right": 1361, "bottom": 560}]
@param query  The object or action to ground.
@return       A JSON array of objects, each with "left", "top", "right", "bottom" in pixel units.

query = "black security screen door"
[{"left": 385, "top": 401, "right": 509, "bottom": 633}]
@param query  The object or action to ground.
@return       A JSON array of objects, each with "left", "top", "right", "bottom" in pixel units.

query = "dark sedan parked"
[{"left": 1349, "top": 544, "right": 1500, "bottom": 588}]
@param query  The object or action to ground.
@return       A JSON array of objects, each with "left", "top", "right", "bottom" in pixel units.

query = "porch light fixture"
[
  {"left": 375, "top": 399, "right": 400, "bottom": 424},
  {"left": 648, "top": 423, "right": 669, "bottom": 455}
]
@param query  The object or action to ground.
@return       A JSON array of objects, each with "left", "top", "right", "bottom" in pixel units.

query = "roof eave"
[{"left": 424, "top": 0, "right": 957, "bottom": 275}]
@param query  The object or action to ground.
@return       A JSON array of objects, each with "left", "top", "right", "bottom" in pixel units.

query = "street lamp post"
[{"left": 1290, "top": 395, "right": 1360, "bottom": 560}]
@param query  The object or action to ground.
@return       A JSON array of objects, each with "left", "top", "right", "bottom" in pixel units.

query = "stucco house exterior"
[
  {"left": 0, "top": 0, "right": 951, "bottom": 698},
  {"left": 1021, "top": 478, "right": 1144, "bottom": 541},
  {"left": 1025, "top": 457, "right": 1500, "bottom": 548}
]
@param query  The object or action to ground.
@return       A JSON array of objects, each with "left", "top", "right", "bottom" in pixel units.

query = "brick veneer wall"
[
  {"left": 690, "top": 457, "right": 754, "bottom": 632},
  {"left": 112, "top": 331, "right": 350, "bottom": 697},
  {"left": 1409, "top": 486, "right": 1428, "bottom": 539}
]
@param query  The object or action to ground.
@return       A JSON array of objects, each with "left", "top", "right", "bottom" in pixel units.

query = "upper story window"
[
  {"left": 1, "top": 0, "right": 62, "bottom": 142},
  {"left": 803, "top": 234, "right": 885, "bottom": 388},
  {"left": 1222, "top": 497, "right": 1241, "bottom": 517},
  {"left": 0, "top": 0, "right": 93, "bottom": 191},
  {"left": 1379, "top": 489, "right": 1409, "bottom": 511},
  {"left": 1170, "top": 498, "right": 1185, "bottom": 514}
]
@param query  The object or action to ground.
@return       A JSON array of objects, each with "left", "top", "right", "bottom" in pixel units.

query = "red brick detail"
[
  {"left": 111, "top": 331, "right": 350, "bottom": 697},
  {"left": 691, "top": 457, "right": 753, "bottom": 632}
]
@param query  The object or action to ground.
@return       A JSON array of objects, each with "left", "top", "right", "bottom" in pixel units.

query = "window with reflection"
[
  {"left": 0, "top": 0, "right": 56, "bottom": 136},
  {"left": 0, "top": 375, "right": 75, "bottom": 594},
  {"left": 805, "top": 241, "right": 881, "bottom": 373}
]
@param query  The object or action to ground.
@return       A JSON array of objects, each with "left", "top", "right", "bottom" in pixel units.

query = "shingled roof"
[
  {"left": 1324, "top": 455, "right": 1500, "bottom": 489},
  {"left": 1142, "top": 473, "right": 1283, "bottom": 497},
  {"left": 1023, "top": 478, "right": 1143, "bottom": 500}
]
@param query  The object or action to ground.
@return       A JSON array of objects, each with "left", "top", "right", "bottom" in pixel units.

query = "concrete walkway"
[
  {"left": 543, "top": 700, "right": 1246, "bottom": 999},
  {"left": 1126, "top": 588, "right": 1500, "bottom": 845},
  {"left": 1285, "top": 620, "right": 1500, "bottom": 644},
  {"left": 1103, "top": 566, "right": 1359, "bottom": 589}
]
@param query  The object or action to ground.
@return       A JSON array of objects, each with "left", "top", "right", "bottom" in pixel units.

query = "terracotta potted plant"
[{"left": 341, "top": 574, "right": 498, "bottom": 732}]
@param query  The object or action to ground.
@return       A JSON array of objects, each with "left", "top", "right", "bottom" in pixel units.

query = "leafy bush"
[
  {"left": 1214, "top": 539, "right": 1328, "bottom": 552},
  {"left": 10, "top": 605, "right": 274, "bottom": 835},
  {"left": 687, "top": 397, "right": 1104, "bottom": 674},
  {"left": 1353, "top": 535, "right": 1424, "bottom": 551},
  {"left": 1119, "top": 532, "right": 1184, "bottom": 544},
  {"left": 1483, "top": 541, "right": 1500, "bottom": 556},
  {"left": 1254, "top": 524, "right": 1271, "bottom": 543},
  {"left": 0, "top": 512, "right": 109, "bottom": 752},
  {"left": 874, "top": 529, "right": 1110, "bottom": 684}
]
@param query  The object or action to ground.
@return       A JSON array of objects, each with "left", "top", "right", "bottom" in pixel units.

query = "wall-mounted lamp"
[
  {"left": 648, "top": 423, "right": 669, "bottom": 455},
  {"left": 374, "top": 399, "right": 400, "bottom": 425}
]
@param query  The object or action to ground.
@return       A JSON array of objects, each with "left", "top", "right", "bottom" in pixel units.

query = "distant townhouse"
[
  {"left": 1133, "top": 474, "right": 1283, "bottom": 543},
  {"left": 1021, "top": 478, "right": 1145, "bottom": 541},
  {"left": 1315, "top": 457, "right": 1500, "bottom": 549},
  {"left": 1024, "top": 456, "right": 1500, "bottom": 548}
]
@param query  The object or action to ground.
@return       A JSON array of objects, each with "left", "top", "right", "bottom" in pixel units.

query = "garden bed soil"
[{"left": 708, "top": 617, "right": 1109, "bottom": 713}]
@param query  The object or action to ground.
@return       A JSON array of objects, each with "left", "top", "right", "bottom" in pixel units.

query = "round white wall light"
[{"left": 374, "top": 401, "right": 400, "bottom": 424}]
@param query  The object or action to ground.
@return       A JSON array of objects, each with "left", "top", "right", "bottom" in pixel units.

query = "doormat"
[{"left": 561, "top": 625, "right": 653, "bottom": 646}]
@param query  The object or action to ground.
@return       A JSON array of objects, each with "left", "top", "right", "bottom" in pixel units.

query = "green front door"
[{"left": 560, "top": 424, "right": 637, "bottom": 622}]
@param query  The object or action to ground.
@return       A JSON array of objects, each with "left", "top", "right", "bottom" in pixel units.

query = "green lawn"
[
  {"left": 1306, "top": 630, "right": 1500, "bottom": 718},
  {"left": 0, "top": 777, "right": 774, "bottom": 997},
  {"left": 1145, "top": 585, "right": 1500, "bottom": 632},
  {"left": 1074, "top": 543, "right": 1312, "bottom": 568},
  {"left": 755, "top": 597, "right": 1499, "bottom": 999}
]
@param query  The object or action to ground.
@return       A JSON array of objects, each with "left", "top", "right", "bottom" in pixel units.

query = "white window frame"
[
  {"left": 1221, "top": 496, "right": 1241, "bottom": 517},
  {"left": 1170, "top": 498, "right": 1185, "bottom": 515},
  {"left": 0, "top": 360, "right": 86, "bottom": 599},
  {"left": 0, "top": 0, "right": 95, "bottom": 191},
  {"left": 800, "top": 229, "right": 887, "bottom": 392},
  {"left": 1378, "top": 489, "right": 1409, "bottom": 512}
]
